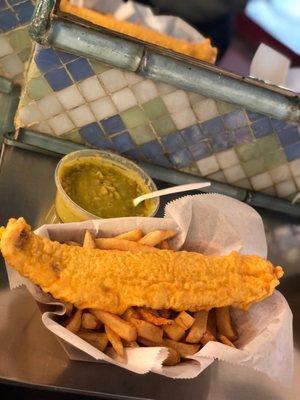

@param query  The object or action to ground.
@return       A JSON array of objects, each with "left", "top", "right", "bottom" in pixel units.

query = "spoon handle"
[{"left": 133, "top": 182, "right": 211, "bottom": 207}]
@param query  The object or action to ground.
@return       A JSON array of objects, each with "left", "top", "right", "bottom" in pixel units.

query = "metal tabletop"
[{"left": 0, "top": 144, "right": 299, "bottom": 399}]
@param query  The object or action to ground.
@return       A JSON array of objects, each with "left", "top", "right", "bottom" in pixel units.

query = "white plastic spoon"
[{"left": 133, "top": 182, "right": 211, "bottom": 207}]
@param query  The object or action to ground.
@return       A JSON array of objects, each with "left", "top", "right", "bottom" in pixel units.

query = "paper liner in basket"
[{"left": 5, "top": 195, "right": 293, "bottom": 383}]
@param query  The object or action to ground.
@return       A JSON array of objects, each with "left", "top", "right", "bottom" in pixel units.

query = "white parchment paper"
[{"left": 5, "top": 195, "right": 293, "bottom": 384}]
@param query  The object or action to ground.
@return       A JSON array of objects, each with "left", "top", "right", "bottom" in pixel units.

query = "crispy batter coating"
[{"left": 1, "top": 218, "right": 283, "bottom": 315}]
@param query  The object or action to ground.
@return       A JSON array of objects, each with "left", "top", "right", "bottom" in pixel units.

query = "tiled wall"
[
  {"left": 16, "top": 44, "right": 300, "bottom": 201},
  {"left": 0, "top": 0, "right": 34, "bottom": 84}
]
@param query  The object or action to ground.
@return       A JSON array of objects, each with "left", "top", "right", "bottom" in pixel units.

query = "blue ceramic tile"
[
  {"left": 252, "top": 117, "right": 273, "bottom": 138},
  {"left": 79, "top": 122, "right": 113, "bottom": 149},
  {"left": 0, "top": 9, "right": 18, "bottom": 31},
  {"left": 234, "top": 126, "right": 253, "bottom": 144},
  {"left": 35, "top": 47, "right": 62, "bottom": 74},
  {"left": 101, "top": 115, "right": 126, "bottom": 136},
  {"left": 278, "top": 126, "right": 300, "bottom": 147},
  {"left": 111, "top": 132, "right": 135, "bottom": 152},
  {"left": 139, "top": 140, "right": 172, "bottom": 168},
  {"left": 201, "top": 117, "right": 225, "bottom": 137},
  {"left": 7, "top": 0, "right": 24, "bottom": 5},
  {"left": 223, "top": 110, "right": 248, "bottom": 130},
  {"left": 169, "top": 148, "right": 193, "bottom": 168},
  {"left": 189, "top": 140, "right": 211, "bottom": 161},
  {"left": 66, "top": 58, "right": 94, "bottom": 82},
  {"left": 247, "top": 111, "right": 264, "bottom": 122},
  {"left": 284, "top": 141, "right": 300, "bottom": 161},
  {"left": 211, "top": 132, "right": 234, "bottom": 152},
  {"left": 44, "top": 68, "right": 72, "bottom": 91},
  {"left": 56, "top": 50, "right": 79, "bottom": 64},
  {"left": 271, "top": 118, "right": 293, "bottom": 132},
  {"left": 180, "top": 124, "right": 204, "bottom": 146},
  {"left": 123, "top": 148, "right": 145, "bottom": 161},
  {"left": 162, "top": 132, "right": 185, "bottom": 153},
  {"left": 0, "top": 1, "right": 8, "bottom": 11},
  {"left": 14, "top": 0, "right": 34, "bottom": 24}
]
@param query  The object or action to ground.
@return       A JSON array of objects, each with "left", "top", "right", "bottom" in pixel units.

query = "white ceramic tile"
[
  {"left": 100, "top": 69, "right": 127, "bottom": 93},
  {"left": 275, "top": 180, "right": 297, "bottom": 197},
  {"left": 2, "top": 54, "right": 24, "bottom": 77},
  {"left": 188, "top": 92, "right": 206, "bottom": 104},
  {"left": 223, "top": 164, "right": 246, "bottom": 183},
  {"left": 289, "top": 159, "right": 300, "bottom": 177},
  {"left": 48, "top": 114, "right": 75, "bottom": 136},
  {"left": 90, "top": 96, "right": 117, "bottom": 120},
  {"left": 250, "top": 172, "right": 273, "bottom": 191},
  {"left": 171, "top": 108, "right": 197, "bottom": 130},
  {"left": 269, "top": 164, "right": 291, "bottom": 183},
  {"left": 124, "top": 71, "right": 143, "bottom": 86},
  {"left": 112, "top": 87, "right": 137, "bottom": 112},
  {"left": 196, "top": 155, "right": 219, "bottom": 176},
  {"left": 78, "top": 76, "right": 106, "bottom": 102},
  {"left": 261, "top": 186, "right": 276, "bottom": 196},
  {"left": 68, "top": 104, "right": 96, "bottom": 127},
  {"left": 216, "top": 149, "right": 239, "bottom": 169},
  {"left": 163, "top": 90, "right": 190, "bottom": 114},
  {"left": 206, "top": 170, "right": 226, "bottom": 183},
  {"left": 132, "top": 80, "right": 158, "bottom": 103},
  {"left": 294, "top": 176, "right": 300, "bottom": 190},
  {"left": 56, "top": 85, "right": 85, "bottom": 110},
  {"left": 156, "top": 82, "right": 176, "bottom": 95},
  {"left": 0, "top": 36, "right": 14, "bottom": 57},
  {"left": 193, "top": 99, "right": 219, "bottom": 122},
  {"left": 234, "top": 178, "right": 252, "bottom": 190},
  {"left": 31, "top": 121, "right": 53, "bottom": 135},
  {"left": 37, "top": 94, "right": 63, "bottom": 119},
  {"left": 18, "top": 102, "right": 43, "bottom": 125}
]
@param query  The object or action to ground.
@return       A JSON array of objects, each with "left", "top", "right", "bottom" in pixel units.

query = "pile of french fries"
[{"left": 63, "top": 229, "right": 238, "bottom": 366}]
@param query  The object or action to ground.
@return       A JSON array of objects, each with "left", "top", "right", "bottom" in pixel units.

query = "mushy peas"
[{"left": 59, "top": 157, "right": 155, "bottom": 218}]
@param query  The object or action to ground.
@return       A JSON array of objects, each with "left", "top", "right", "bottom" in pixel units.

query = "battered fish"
[{"left": 0, "top": 218, "right": 283, "bottom": 314}]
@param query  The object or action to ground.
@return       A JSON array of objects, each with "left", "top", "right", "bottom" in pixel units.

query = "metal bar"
[
  {"left": 48, "top": 20, "right": 144, "bottom": 71},
  {"left": 4, "top": 130, "right": 300, "bottom": 217},
  {"left": 139, "top": 51, "right": 300, "bottom": 123},
  {"left": 0, "top": 76, "right": 13, "bottom": 94},
  {"left": 29, "top": 0, "right": 56, "bottom": 44}
]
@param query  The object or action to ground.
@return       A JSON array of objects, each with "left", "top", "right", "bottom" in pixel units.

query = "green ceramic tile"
[
  {"left": 188, "top": 92, "right": 206, "bottom": 104},
  {"left": 263, "top": 149, "right": 286, "bottom": 169},
  {"left": 26, "top": 76, "right": 52, "bottom": 100},
  {"left": 89, "top": 59, "right": 111, "bottom": 74},
  {"left": 261, "top": 186, "right": 276, "bottom": 196},
  {"left": 19, "top": 94, "right": 31, "bottom": 107},
  {"left": 28, "top": 61, "right": 42, "bottom": 79},
  {"left": 143, "top": 97, "right": 168, "bottom": 120},
  {"left": 235, "top": 142, "right": 259, "bottom": 162},
  {"left": 61, "top": 130, "right": 85, "bottom": 144},
  {"left": 7, "top": 26, "right": 31, "bottom": 53},
  {"left": 151, "top": 114, "right": 176, "bottom": 137},
  {"left": 18, "top": 47, "right": 32, "bottom": 62},
  {"left": 120, "top": 106, "right": 147, "bottom": 128},
  {"left": 129, "top": 124, "right": 155, "bottom": 145},
  {"left": 234, "top": 177, "right": 252, "bottom": 190},
  {"left": 217, "top": 101, "right": 238, "bottom": 114},
  {"left": 257, "top": 134, "right": 280, "bottom": 155},
  {"left": 242, "top": 157, "right": 265, "bottom": 177},
  {"left": 180, "top": 163, "right": 200, "bottom": 176}
]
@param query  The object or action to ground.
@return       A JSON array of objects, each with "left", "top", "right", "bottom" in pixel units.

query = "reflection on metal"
[
  {"left": 5, "top": 130, "right": 300, "bottom": 217},
  {"left": 28, "top": 0, "right": 300, "bottom": 122}
]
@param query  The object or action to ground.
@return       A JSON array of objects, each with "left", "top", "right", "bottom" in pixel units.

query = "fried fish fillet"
[{"left": 0, "top": 218, "right": 283, "bottom": 315}]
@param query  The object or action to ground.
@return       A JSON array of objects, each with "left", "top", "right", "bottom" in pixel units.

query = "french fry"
[
  {"left": 65, "top": 302, "right": 74, "bottom": 316},
  {"left": 163, "top": 322, "right": 185, "bottom": 341},
  {"left": 216, "top": 307, "right": 237, "bottom": 342},
  {"left": 95, "top": 238, "right": 159, "bottom": 252},
  {"left": 122, "top": 308, "right": 141, "bottom": 321},
  {"left": 78, "top": 331, "right": 108, "bottom": 352},
  {"left": 218, "top": 333, "right": 236, "bottom": 348},
  {"left": 65, "top": 241, "right": 80, "bottom": 246},
  {"left": 174, "top": 311, "right": 195, "bottom": 330},
  {"left": 159, "top": 309, "right": 171, "bottom": 319},
  {"left": 200, "top": 310, "right": 217, "bottom": 345},
  {"left": 83, "top": 230, "right": 96, "bottom": 248},
  {"left": 163, "top": 347, "right": 181, "bottom": 366},
  {"left": 90, "top": 309, "right": 137, "bottom": 342},
  {"left": 160, "top": 240, "right": 170, "bottom": 250},
  {"left": 105, "top": 325, "right": 124, "bottom": 356},
  {"left": 138, "top": 337, "right": 159, "bottom": 347},
  {"left": 65, "top": 309, "right": 82, "bottom": 333},
  {"left": 115, "top": 229, "right": 143, "bottom": 241},
  {"left": 130, "top": 318, "right": 163, "bottom": 343},
  {"left": 139, "top": 230, "right": 177, "bottom": 247},
  {"left": 82, "top": 312, "right": 100, "bottom": 330},
  {"left": 186, "top": 311, "right": 208, "bottom": 343},
  {"left": 138, "top": 308, "right": 172, "bottom": 326},
  {"left": 164, "top": 339, "right": 200, "bottom": 358},
  {"left": 123, "top": 340, "right": 139, "bottom": 348}
]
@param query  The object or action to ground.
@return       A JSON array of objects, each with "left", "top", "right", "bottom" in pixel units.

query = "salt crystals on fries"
[{"left": 62, "top": 228, "right": 238, "bottom": 366}]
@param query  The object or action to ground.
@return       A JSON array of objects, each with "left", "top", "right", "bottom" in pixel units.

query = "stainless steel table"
[{"left": 0, "top": 144, "right": 299, "bottom": 399}]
